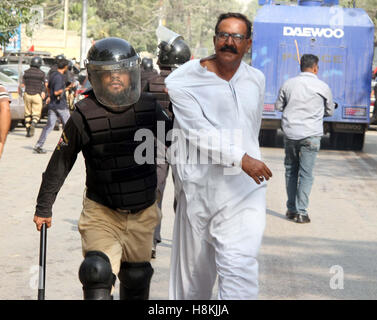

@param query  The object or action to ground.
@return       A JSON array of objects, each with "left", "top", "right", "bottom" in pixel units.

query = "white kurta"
[{"left": 165, "top": 59, "right": 267, "bottom": 300}]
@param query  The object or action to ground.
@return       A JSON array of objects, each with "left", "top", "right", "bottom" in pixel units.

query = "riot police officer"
[
  {"left": 141, "top": 57, "right": 158, "bottom": 92},
  {"left": 151, "top": 25, "right": 191, "bottom": 115},
  {"left": 22, "top": 56, "right": 47, "bottom": 137},
  {"left": 156, "top": 26, "right": 191, "bottom": 70},
  {"left": 33, "top": 37, "right": 171, "bottom": 300},
  {"left": 146, "top": 26, "right": 191, "bottom": 258},
  {"left": 141, "top": 57, "right": 154, "bottom": 71}
]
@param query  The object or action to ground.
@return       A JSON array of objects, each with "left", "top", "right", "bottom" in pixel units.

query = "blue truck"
[{"left": 252, "top": 0, "right": 375, "bottom": 150}]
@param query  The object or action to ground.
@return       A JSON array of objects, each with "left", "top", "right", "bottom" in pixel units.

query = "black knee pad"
[
  {"left": 78, "top": 251, "right": 116, "bottom": 300},
  {"left": 118, "top": 261, "right": 154, "bottom": 300}
]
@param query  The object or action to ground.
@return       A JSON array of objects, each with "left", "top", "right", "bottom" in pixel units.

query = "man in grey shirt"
[{"left": 275, "top": 54, "right": 335, "bottom": 223}]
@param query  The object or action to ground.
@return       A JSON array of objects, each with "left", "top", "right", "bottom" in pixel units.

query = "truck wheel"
[
  {"left": 330, "top": 132, "right": 341, "bottom": 149},
  {"left": 351, "top": 132, "right": 365, "bottom": 151},
  {"left": 330, "top": 132, "right": 364, "bottom": 151}
]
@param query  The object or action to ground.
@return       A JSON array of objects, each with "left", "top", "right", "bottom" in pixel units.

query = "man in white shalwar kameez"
[{"left": 165, "top": 13, "right": 272, "bottom": 300}]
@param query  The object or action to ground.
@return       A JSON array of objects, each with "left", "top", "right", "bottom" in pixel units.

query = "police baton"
[{"left": 38, "top": 223, "right": 47, "bottom": 300}]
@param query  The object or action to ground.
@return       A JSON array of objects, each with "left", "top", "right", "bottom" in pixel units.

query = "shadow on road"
[{"left": 266, "top": 209, "right": 287, "bottom": 221}]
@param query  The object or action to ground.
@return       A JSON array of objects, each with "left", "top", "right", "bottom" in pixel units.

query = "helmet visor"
[{"left": 87, "top": 57, "right": 141, "bottom": 108}]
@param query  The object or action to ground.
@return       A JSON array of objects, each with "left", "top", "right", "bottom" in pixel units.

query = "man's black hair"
[
  {"left": 300, "top": 54, "right": 319, "bottom": 72},
  {"left": 215, "top": 12, "right": 252, "bottom": 39},
  {"left": 57, "top": 59, "right": 69, "bottom": 70}
]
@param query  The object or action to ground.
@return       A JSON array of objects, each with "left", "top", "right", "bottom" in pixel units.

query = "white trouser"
[{"left": 169, "top": 186, "right": 266, "bottom": 300}]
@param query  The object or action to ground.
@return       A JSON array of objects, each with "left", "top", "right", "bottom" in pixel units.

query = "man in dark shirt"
[
  {"left": 33, "top": 59, "right": 71, "bottom": 154},
  {"left": 22, "top": 56, "right": 46, "bottom": 137},
  {"left": 47, "top": 55, "right": 74, "bottom": 130},
  {"left": 47, "top": 54, "right": 70, "bottom": 84},
  {"left": 33, "top": 38, "right": 171, "bottom": 300}
]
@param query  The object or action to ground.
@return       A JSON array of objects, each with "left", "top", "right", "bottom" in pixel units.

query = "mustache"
[
  {"left": 220, "top": 44, "right": 238, "bottom": 54},
  {"left": 109, "top": 81, "right": 124, "bottom": 86}
]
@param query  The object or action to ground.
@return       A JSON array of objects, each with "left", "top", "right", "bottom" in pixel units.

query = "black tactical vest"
[
  {"left": 141, "top": 69, "right": 158, "bottom": 93},
  {"left": 23, "top": 67, "right": 45, "bottom": 95},
  {"left": 75, "top": 92, "right": 158, "bottom": 213},
  {"left": 147, "top": 68, "right": 172, "bottom": 116}
]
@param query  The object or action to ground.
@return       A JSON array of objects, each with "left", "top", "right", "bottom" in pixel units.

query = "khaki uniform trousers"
[
  {"left": 78, "top": 195, "right": 161, "bottom": 276},
  {"left": 24, "top": 92, "right": 43, "bottom": 128}
]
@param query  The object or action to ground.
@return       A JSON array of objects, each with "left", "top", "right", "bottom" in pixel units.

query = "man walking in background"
[
  {"left": 275, "top": 54, "right": 335, "bottom": 223},
  {"left": 22, "top": 56, "right": 46, "bottom": 137},
  {"left": 33, "top": 58, "right": 71, "bottom": 154}
]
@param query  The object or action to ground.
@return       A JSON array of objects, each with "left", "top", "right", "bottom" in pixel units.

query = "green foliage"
[
  {"left": 91, "top": 0, "right": 248, "bottom": 56},
  {"left": 93, "top": 0, "right": 161, "bottom": 53},
  {"left": 0, "top": 0, "right": 43, "bottom": 45}
]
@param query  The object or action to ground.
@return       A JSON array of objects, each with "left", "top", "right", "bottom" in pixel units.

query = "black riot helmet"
[
  {"left": 141, "top": 58, "right": 153, "bottom": 71},
  {"left": 156, "top": 26, "right": 191, "bottom": 68},
  {"left": 55, "top": 54, "right": 66, "bottom": 64},
  {"left": 30, "top": 56, "right": 42, "bottom": 68},
  {"left": 157, "top": 38, "right": 191, "bottom": 68},
  {"left": 85, "top": 37, "right": 141, "bottom": 111}
]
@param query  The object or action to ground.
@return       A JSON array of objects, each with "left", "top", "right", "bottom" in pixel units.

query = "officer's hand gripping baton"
[{"left": 38, "top": 223, "right": 47, "bottom": 300}]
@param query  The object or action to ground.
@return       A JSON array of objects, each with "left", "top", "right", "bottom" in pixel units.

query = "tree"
[
  {"left": 0, "top": 0, "right": 43, "bottom": 45},
  {"left": 92, "top": 0, "right": 245, "bottom": 56},
  {"left": 94, "top": 0, "right": 161, "bottom": 53},
  {"left": 43, "top": 0, "right": 104, "bottom": 40}
]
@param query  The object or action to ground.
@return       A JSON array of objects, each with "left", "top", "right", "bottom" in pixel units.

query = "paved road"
[{"left": 0, "top": 123, "right": 376, "bottom": 300}]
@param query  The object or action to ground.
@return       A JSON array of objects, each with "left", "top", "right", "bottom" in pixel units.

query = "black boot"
[
  {"left": 29, "top": 123, "right": 35, "bottom": 137},
  {"left": 26, "top": 127, "right": 31, "bottom": 137},
  {"left": 118, "top": 261, "right": 154, "bottom": 300}
]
